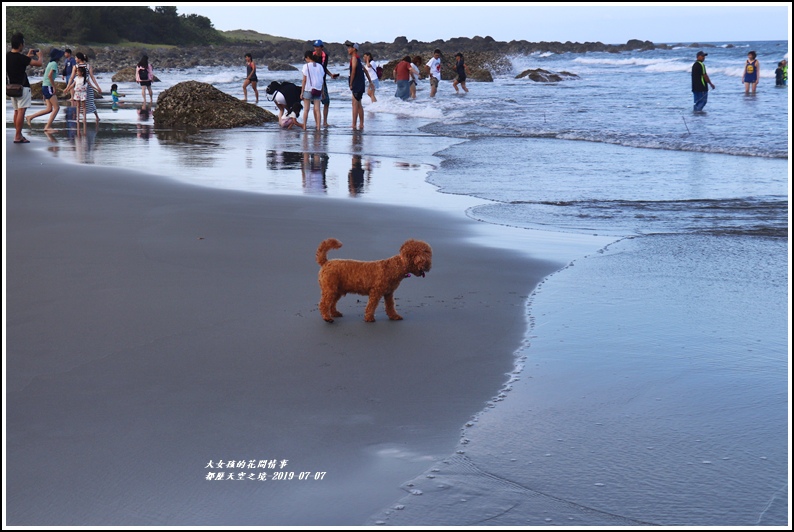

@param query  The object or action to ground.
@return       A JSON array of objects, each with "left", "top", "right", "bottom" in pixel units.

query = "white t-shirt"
[
  {"left": 302, "top": 62, "right": 324, "bottom": 91},
  {"left": 426, "top": 57, "right": 442, "bottom": 80},
  {"left": 410, "top": 63, "right": 420, "bottom": 82},
  {"left": 364, "top": 60, "right": 378, "bottom": 82}
]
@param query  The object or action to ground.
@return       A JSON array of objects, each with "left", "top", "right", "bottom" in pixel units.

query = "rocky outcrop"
[
  {"left": 26, "top": 37, "right": 669, "bottom": 77},
  {"left": 152, "top": 80, "right": 277, "bottom": 130},
  {"left": 111, "top": 66, "right": 162, "bottom": 83},
  {"left": 515, "top": 68, "right": 580, "bottom": 82},
  {"left": 379, "top": 50, "right": 500, "bottom": 82}
]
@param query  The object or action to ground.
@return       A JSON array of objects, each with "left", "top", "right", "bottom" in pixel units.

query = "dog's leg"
[
  {"left": 364, "top": 293, "right": 382, "bottom": 322},
  {"left": 319, "top": 292, "right": 335, "bottom": 323},
  {"left": 384, "top": 292, "right": 403, "bottom": 321},
  {"left": 330, "top": 296, "right": 344, "bottom": 318}
]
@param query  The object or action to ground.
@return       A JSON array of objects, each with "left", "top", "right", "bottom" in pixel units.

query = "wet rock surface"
[{"left": 152, "top": 80, "right": 277, "bottom": 130}]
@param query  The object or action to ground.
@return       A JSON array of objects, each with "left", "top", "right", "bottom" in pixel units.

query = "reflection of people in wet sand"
[
  {"left": 302, "top": 151, "right": 329, "bottom": 194},
  {"left": 137, "top": 104, "right": 153, "bottom": 139},
  {"left": 348, "top": 155, "right": 365, "bottom": 196}
]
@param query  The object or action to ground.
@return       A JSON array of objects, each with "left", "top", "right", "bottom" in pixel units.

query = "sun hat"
[
  {"left": 49, "top": 48, "right": 65, "bottom": 61},
  {"left": 313, "top": 39, "right": 323, "bottom": 47}
]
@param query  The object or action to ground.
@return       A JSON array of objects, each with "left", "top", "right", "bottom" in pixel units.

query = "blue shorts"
[{"left": 42, "top": 86, "right": 55, "bottom": 100}]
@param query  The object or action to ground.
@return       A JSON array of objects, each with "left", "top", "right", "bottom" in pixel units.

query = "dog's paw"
[
  {"left": 388, "top": 314, "right": 403, "bottom": 321},
  {"left": 364, "top": 316, "right": 376, "bottom": 322},
  {"left": 332, "top": 311, "right": 343, "bottom": 317},
  {"left": 323, "top": 317, "right": 335, "bottom": 323}
]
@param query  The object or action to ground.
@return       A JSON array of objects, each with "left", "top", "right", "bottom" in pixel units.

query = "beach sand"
[{"left": 5, "top": 135, "right": 561, "bottom": 525}]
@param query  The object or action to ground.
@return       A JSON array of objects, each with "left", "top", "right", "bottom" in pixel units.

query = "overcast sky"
[{"left": 178, "top": 2, "right": 790, "bottom": 45}]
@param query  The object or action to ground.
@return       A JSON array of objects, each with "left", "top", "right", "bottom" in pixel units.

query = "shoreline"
[{"left": 5, "top": 133, "right": 563, "bottom": 525}]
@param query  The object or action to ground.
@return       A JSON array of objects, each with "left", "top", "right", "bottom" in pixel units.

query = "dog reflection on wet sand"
[{"left": 316, "top": 238, "right": 432, "bottom": 322}]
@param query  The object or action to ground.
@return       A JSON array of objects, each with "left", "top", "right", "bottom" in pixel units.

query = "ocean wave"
[{"left": 363, "top": 98, "right": 446, "bottom": 120}]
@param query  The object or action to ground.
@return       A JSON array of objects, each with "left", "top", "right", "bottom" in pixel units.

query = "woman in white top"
[
  {"left": 301, "top": 50, "right": 324, "bottom": 131},
  {"left": 410, "top": 55, "right": 422, "bottom": 99},
  {"left": 363, "top": 52, "right": 379, "bottom": 103}
]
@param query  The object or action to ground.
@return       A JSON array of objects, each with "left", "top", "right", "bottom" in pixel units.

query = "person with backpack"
[
  {"left": 136, "top": 54, "right": 154, "bottom": 105},
  {"left": 363, "top": 52, "right": 380, "bottom": 103}
]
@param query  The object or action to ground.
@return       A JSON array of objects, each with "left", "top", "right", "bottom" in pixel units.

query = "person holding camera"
[{"left": 6, "top": 32, "right": 43, "bottom": 143}]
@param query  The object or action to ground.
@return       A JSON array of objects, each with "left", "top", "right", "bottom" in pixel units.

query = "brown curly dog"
[{"left": 316, "top": 238, "right": 432, "bottom": 323}]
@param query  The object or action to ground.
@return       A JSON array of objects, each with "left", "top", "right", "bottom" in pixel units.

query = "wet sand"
[{"left": 4, "top": 135, "right": 560, "bottom": 525}]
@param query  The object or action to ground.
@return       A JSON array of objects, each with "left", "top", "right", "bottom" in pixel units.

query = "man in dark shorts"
[
  {"left": 452, "top": 52, "right": 470, "bottom": 94},
  {"left": 313, "top": 39, "right": 340, "bottom": 128},
  {"left": 346, "top": 41, "right": 371, "bottom": 131}
]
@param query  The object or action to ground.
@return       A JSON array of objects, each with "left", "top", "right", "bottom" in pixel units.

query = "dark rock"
[
  {"left": 267, "top": 61, "right": 298, "bottom": 71},
  {"left": 515, "top": 68, "right": 579, "bottom": 82},
  {"left": 29, "top": 80, "right": 71, "bottom": 101},
  {"left": 152, "top": 80, "right": 277, "bottom": 130}
]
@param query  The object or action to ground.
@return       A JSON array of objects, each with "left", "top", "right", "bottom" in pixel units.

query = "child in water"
[{"left": 110, "top": 83, "right": 126, "bottom": 109}]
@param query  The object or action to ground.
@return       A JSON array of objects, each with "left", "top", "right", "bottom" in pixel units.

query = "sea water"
[{"left": 11, "top": 39, "right": 789, "bottom": 525}]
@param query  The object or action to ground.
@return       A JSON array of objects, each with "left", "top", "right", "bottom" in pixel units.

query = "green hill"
[{"left": 221, "top": 29, "right": 303, "bottom": 44}]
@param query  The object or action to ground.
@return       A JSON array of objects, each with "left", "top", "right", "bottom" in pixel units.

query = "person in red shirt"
[{"left": 394, "top": 56, "right": 412, "bottom": 101}]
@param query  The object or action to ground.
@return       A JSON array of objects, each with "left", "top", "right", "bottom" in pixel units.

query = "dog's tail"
[{"left": 316, "top": 238, "right": 343, "bottom": 266}]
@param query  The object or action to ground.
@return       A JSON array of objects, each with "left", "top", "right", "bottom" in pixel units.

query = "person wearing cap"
[
  {"left": 346, "top": 41, "right": 372, "bottom": 130},
  {"left": 691, "top": 50, "right": 715, "bottom": 112},
  {"left": 312, "top": 39, "right": 340, "bottom": 128},
  {"left": 27, "top": 47, "right": 64, "bottom": 131},
  {"left": 426, "top": 49, "right": 443, "bottom": 98}
]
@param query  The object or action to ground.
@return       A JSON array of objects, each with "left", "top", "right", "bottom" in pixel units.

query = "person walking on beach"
[
  {"left": 27, "top": 48, "right": 64, "bottom": 132},
  {"left": 363, "top": 52, "right": 379, "bottom": 103},
  {"left": 68, "top": 52, "right": 102, "bottom": 123},
  {"left": 426, "top": 49, "right": 443, "bottom": 98},
  {"left": 394, "top": 55, "right": 412, "bottom": 101},
  {"left": 743, "top": 51, "right": 759, "bottom": 94},
  {"left": 691, "top": 50, "right": 715, "bottom": 112},
  {"left": 410, "top": 56, "right": 422, "bottom": 99},
  {"left": 452, "top": 52, "right": 471, "bottom": 94},
  {"left": 242, "top": 53, "right": 259, "bottom": 103},
  {"left": 301, "top": 51, "right": 325, "bottom": 131},
  {"left": 6, "top": 32, "right": 42, "bottom": 143},
  {"left": 313, "top": 40, "right": 340, "bottom": 128},
  {"left": 346, "top": 41, "right": 372, "bottom": 130},
  {"left": 137, "top": 54, "right": 154, "bottom": 105},
  {"left": 62, "top": 48, "right": 76, "bottom": 104}
]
